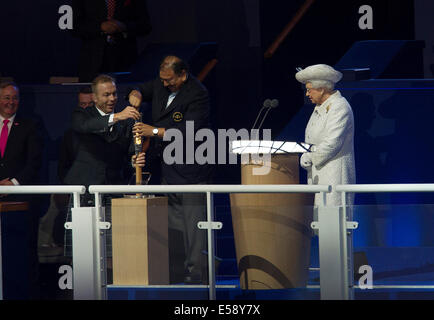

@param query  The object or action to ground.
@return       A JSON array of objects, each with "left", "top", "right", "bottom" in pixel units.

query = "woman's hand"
[{"left": 300, "top": 153, "right": 313, "bottom": 169}]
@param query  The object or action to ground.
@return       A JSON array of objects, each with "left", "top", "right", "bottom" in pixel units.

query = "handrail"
[
  {"left": 87, "top": 183, "right": 329, "bottom": 300},
  {"left": 88, "top": 184, "right": 331, "bottom": 194},
  {"left": 0, "top": 185, "right": 86, "bottom": 301},
  {"left": 334, "top": 184, "right": 434, "bottom": 193},
  {"left": 0, "top": 185, "right": 86, "bottom": 194}
]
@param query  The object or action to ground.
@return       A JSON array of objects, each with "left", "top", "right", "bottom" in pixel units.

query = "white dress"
[{"left": 301, "top": 90, "right": 356, "bottom": 206}]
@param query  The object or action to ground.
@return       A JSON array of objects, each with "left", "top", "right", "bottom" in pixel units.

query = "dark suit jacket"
[
  {"left": 136, "top": 75, "right": 213, "bottom": 184},
  {"left": 63, "top": 106, "right": 133, "bottom": 187},
  {"left": 57, "top": 128, "right": 80, "bottom": 184},
  {"left": 72, "top": 0, "right": 152, "bottom": 81},
  {"left": 0, "top": 116, "right": 42, "bottom": 186},
  {"left": 0, "top": 115, "right": 43, "bottom": 299}
]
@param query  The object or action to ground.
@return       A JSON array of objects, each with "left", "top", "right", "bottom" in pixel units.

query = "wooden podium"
[
  {"left": 230, "top": 141, "right": 314, "bottom": 289},
  {"left": 111, "top": 197, "right": 169, "bottom": 285}
]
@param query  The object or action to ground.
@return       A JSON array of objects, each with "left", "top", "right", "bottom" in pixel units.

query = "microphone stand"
[
  {"left": 238, "top": 100, "right": 271, "bottom": 154},
  {"left": 251, "top": 106, "right": 267, "bottom": 132},
  {"left": 239, "top": 99, "right": 278, "bottom": 154},
  {"left": 256, "top": 99, "right": 278, "bottom": 134}
]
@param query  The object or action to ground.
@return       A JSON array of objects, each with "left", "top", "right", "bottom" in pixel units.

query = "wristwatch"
[{"left": 152, "top": 128, "right": 159, "bottom": 136}]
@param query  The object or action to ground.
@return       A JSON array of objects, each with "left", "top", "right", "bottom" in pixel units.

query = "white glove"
[{"left": 300, "top": 152, "right": 312, "bottom": 169}]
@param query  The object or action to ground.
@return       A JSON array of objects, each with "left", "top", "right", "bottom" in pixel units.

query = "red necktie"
[
  {"left": 107, "top": 0, "right": 116, "bottom": 19},
  {"left": 0, "top": 119, "right": 10, "bottom": 157}
]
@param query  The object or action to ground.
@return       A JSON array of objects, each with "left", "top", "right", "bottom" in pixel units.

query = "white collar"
[
  {"left": 0, "top": 113, "right": 16, "bottom": 124},
  {"left": 95, "top": 106, "right": 114, "bottom": 117},
  {"left": 314, "top": 90, "right": 341, "bottom": 115}
]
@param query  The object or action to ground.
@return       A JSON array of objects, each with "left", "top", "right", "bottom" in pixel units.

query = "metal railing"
[
  {"left": 3, "top": 183, "right": 434, "bottom": 300},
  {"left": 332, "top": 183, "right": 434, "bottom": 300},
  {"left": 0, "top": 185, "right": 86, "bottom": 300},
  {"left": 59, "top": 183, "right": 434, "bottom": 300},
  {"left": 87, "top": 184, "right": 331, "bottom": 300}
]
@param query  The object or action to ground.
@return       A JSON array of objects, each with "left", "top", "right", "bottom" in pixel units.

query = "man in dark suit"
[
  {"left": 63, "top": 74, "right": 145, "bottom": 259},
  {"left": 0, "top": 83, "right": 42, "bottom": 188},
  {"left": 38, "top": 86, "right": 95, "bottom": 259},
  {"left": 0, "top": 81, "right": 43, "bottom": 299},
  {"left": 129, "top": 55, "right": 213, "bottom": 284},
  {"left": 64, "top": 74, "right": 145, "bottom": 188},
  {"left": 72, "top": 0, "right": 152, "bottom": 82},
  {"left": 58, "top": 86, "right": 94, "bottom": 184}
]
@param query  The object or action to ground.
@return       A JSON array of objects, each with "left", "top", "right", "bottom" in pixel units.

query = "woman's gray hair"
[{"left": 308, "top": 79, "right": 334, "bottom": 91}]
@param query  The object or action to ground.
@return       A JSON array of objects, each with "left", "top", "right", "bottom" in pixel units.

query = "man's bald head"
[
  {"left": 160, "top": 55, "right": 189, "bottom": 76},
  {"left": 159, "top": 55, "right": 189, "bottom": 92}
]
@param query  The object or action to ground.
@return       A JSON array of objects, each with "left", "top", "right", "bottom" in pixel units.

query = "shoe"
[
  {"left": 184, "top": 265, "right": 203, "bottom": 284},
  {"left": 38, "top": 244, "right": 63, "bottom": 257},
  {"left": 184, "top": 272, "right": 203, "bottom": 285}
]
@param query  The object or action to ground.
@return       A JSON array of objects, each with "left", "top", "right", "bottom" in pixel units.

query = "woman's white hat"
[{"left": 295, "top": 64, "right": 342, "bottom": 84}]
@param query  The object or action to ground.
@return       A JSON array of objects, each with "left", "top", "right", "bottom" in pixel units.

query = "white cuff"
[
  {"left": 300, "top": 153, "right": 313, "bottom": 169},
  {"left": 108, "top": 113, "right": 115, "bottom": 126}
]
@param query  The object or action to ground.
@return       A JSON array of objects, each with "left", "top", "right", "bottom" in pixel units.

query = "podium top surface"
[{"left": 231, "top": 140, "right": 311, "bottom": 154}]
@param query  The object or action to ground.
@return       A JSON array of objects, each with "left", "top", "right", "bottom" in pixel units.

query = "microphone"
[
  {"left": 251, "top": 99, "right": 272, "bottom": 130},
  {"left": 239, "top": 98, "right": 278, "bottom": 154},
  {"left": 257, "top": 99, "right": 279, "bottom": 132},
  {"left": 269, "top": 99, "right": 279, "bottom": 109}
]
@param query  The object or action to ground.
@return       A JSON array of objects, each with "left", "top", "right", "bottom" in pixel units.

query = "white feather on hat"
[{"left": 295, "top": 64, "right": 342, "bottom": 84}]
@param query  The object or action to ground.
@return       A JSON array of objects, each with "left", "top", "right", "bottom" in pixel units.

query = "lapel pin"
[{"left": 173, "top": 112, "right": 183, "bottom": 122}]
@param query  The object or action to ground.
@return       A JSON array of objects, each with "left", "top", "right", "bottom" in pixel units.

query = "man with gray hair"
[
  {"left": 128, "top": 55, "right": 213, "bottom": 284},
  {"left": 295, "top": 64, "right": 356, "bottom": 207},
  {"left": 0, "top": 81, "right": 43, "bottom": 299}
]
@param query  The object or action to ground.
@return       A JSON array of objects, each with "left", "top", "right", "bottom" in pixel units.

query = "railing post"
[
  {"left": 68, "top": 206, "right": 100, "bottom": 299},
  {"left": 314, "top": 189, "right": 357, "bottom": 300},
  {"left": 73, "top": 192, "right": 80, "bottom": 208},
  {"left": 197, "top": 192, "right": 222, "bottom": 300},
  {"left": 94, "top": 192, "right": 108, "bottom": 300},
  {"left": 67, "top": 191, "right": 108, "bottom": 300},
  {"left": 207, "top": 192, "right": 216, "bottom": 300},
  {"left": 342, "top": 191, "right": 355, "bottom": 300},
  {"left": 315, "top": 203, "right": 349, "bottom": 300}
]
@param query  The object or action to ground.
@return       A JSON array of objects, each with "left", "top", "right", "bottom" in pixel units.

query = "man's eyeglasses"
[{"left": 0, "top": 96, "right": 19, "bottom": 102}]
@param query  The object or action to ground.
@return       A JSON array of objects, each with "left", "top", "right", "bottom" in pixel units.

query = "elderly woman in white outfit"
[{"left": 296, "top": 64, "right": 356, "bottom": 207}]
